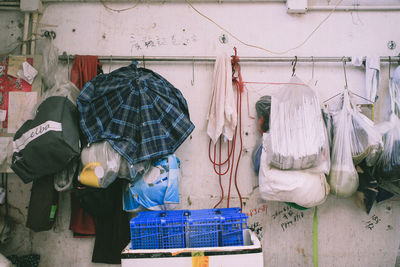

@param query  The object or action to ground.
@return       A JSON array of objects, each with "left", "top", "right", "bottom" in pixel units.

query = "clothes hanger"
[{"left": 324, "top": 58, "right": 375, "bottom": 105}]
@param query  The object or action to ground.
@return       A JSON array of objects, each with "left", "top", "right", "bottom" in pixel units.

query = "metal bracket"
[{"left": 43, "top": 30, "right": 56, "bottom": 40}]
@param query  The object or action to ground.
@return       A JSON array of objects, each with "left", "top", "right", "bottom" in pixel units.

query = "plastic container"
[{"left": 130, "top": 208, "right": 247, "bottom": 249}]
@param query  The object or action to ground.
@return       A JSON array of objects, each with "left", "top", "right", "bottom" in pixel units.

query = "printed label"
[{"left": 13, "top": 121, "right": 62, "bottom": 152}]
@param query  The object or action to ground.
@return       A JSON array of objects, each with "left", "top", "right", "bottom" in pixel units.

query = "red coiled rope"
[{"left": 209, "top": 47, "right": 244, "bottom": 210}]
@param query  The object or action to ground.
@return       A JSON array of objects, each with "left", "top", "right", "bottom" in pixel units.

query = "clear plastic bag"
[
  {"left": 80, "top": 141, "right": 121, "bottom": 188},
  {"left": 376, "top": 73, "right": 400, "bottom": 179},
  {"left": 269, "top": 76, "right": 329, "bottom": 170},
  {"left": 41, "top": 81, "right": 80, "bottom": 106},
  {"left": 41, "top": 38, "right": 59, "bottom": 90},
  {"left": 54, "top": 160, "right": 78, "bottom": 192},
  {"left": 328, "top": 91, "right": 359, "bottom": 198},
  {"left": 349, "top": 107, "right": 383, "bottom": 166}
]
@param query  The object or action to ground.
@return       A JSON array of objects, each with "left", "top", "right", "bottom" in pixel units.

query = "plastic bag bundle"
[
  {"left": 80, "top": 141, "right": 121, "bottom": 188},
  {"left": 328, "top": 91, "right": 359, "bottom": 198},
  {"left": 269, "top": 76, "right": 328, "bottom": 170},
  {"left": 259, "top": 133, "right": 330, "bottom": 207}
]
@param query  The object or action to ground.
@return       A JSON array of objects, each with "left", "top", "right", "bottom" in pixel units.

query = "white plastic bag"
[
  {"left": 80, "top": 141, "right": 121, "bottom": 188},
  {"left": 258, "top": 133, "right": 330, "bottom": 208},
  {"left": 328, "top": 91, "right": 359, "bottom": 198},
  {"left": 269, "top": 76, "right": 329, "bottom": 170}
]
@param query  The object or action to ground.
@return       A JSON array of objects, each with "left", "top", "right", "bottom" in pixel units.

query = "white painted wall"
[{"left": 1, "top": 1, "right": 400, "bottom": 266}]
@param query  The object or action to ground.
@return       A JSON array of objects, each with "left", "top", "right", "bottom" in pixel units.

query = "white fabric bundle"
[{"left": 259, "top": 133, "right": 330, "bottom": 208}]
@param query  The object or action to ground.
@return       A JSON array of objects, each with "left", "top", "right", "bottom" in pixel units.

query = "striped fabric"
[{"left": 77, "top": 61, "right": 194, "bottom": 165}]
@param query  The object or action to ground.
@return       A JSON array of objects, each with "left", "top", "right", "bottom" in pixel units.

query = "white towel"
[
  {"left": 207, "top": 53, "right": 237, "bottom": 144},
  {"left": 365, "top": 56, "right": 380, "bottom": 103},
  {"left": 351, "top": 56, "right": 364, "bottom": 67}
]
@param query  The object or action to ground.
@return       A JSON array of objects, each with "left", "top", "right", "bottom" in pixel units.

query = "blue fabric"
[
  {"left": 77, "top": 61, "right": 195, "bottom": 165},
  {"left": 123, "top": 154, "right": 180, "bottom": 211}
]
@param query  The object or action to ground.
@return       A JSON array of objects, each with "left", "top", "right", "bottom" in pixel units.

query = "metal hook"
[
  {"left": 389, "top": 56, "right": 392, "bottom": 80},
  {"left": 109, "top": 55, "right": 113, "bottom": 73},
  {"left": 342, "top": 57, "right": 348, "bottom": 90},
  {"left": 311, "top": 56, "right": 315, "bottom": 80},
  {"left": 142, "top": 55, "right": 145, "bottom": 68},
  {"left": 66, "top": 53, "right": 70, "bottom": 81},
  {"left": 191, "top": 57, "right": 195, "bottom": 86},
  {"left": 291, "top": 56, "right": 297, "bottom": 77}
]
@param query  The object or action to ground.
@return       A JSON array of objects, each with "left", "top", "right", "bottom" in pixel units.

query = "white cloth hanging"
[
  {"left": 207, "top": 52, "right": 237, "bottom": 144},
  {"left": 365, "top": 56, "right": 380, "bottom": 103}
]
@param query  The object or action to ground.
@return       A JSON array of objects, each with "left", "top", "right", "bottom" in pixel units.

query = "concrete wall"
[{"left": 1, "top": 1, "right": 400, "bottom": 266}]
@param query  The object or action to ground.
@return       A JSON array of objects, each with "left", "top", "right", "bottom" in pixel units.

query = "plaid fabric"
[{"left": 77, "top": 61, "right": 195, "bottom": 165}]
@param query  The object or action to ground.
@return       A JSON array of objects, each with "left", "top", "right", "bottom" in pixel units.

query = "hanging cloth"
[
  {"left": 69, "top": 55, "right": 102, "bottom": 238},
  {"left": 365, "top": 56, "right": 380, "bottom": 103},
  {"left": 207, "top": 52, "right": 237, "bottom": 144},
  {"left": 70, "top": 55, "right": 102, "bottom": 90}
]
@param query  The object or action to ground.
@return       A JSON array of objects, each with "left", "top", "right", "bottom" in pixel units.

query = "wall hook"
[
  {"left": 191, "top": 57, "right": 195, "bottom": 86},
  {"left": 342, "top": 57, "right": 348, "bottom": 90},
  {"left": 388, "top": 56, "right": 392, "bottom": 80},
  {"left": 291, "top": 56, "right": 297, "bottom": 77}
]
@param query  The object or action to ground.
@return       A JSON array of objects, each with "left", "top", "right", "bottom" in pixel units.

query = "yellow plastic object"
[
  {"left": 191, "top": 251, "right": 209, "bottom": 267},
  {"left": 79, "top": 162, "right": 104, "bottom": 188}
]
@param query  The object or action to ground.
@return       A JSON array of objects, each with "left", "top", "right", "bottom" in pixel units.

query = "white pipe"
[
  {"left": 308, "top": 5, "right": 400, "bottom": 11},
  {"left": 31, "top": 13, "right": 39, "bottom": 55},
  {"left": 21, "top": 13, "right": 30, "bottom": 55}
]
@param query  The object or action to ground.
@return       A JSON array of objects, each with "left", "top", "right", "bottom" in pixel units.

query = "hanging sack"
[
  {"left": 328, "top": 91, "right": 359, "bottom": 198},
  {"left": 259, "top": 133, "right": 330, "bottom": 208},
  {"left": 11, "top": 96, "right": 80, "bottom": 183},
  {"left": 26, "top": 175, "right": 58, "bottom": 232}
]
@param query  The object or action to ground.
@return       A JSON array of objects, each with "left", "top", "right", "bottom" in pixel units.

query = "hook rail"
[{"left": 58, "top": 55, "right": 400, "bottom": 63}]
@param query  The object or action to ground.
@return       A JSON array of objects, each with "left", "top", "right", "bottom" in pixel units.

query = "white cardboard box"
[{"left": 121, "top": 229, "right": 263, "bottom": 267}]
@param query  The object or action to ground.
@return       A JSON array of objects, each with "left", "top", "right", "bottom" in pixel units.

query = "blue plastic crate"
[
  {"left": 187, "top": 213, "right": 220, "bottom": 248},
  {"left": 220, "top": 213, "right": 248, "bottom": 246},
  {"left": 130, "top": 210, "right": 188, "bottom": 249},
  {"left": 130, "top": 212, "right": 162, "bottom": 249}
]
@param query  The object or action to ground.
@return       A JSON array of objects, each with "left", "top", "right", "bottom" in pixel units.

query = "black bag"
[
  {"left": 11, "top": 96, "right": 81, "bottom": 183},
  {"left": 26, "top": 175, "right": 58, "bottom": 232}
]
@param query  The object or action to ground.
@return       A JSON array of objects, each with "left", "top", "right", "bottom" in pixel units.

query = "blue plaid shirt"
[{"left": 77, "top": 61, "right": 195, "bottom": 165}]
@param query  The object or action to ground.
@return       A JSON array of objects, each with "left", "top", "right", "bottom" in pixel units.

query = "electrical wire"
[
  {"left": 101, "top": 0, "right": 142, "bottom": 12},
  {"left": 184, "top": 0, "right": 344, "bottom": 55}
]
